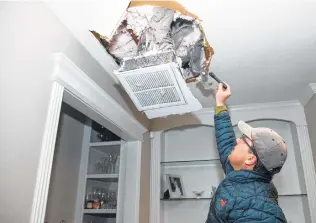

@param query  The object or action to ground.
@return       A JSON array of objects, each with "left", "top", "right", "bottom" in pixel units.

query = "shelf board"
[
  {"left": 161, "top": 197, "right": 212, "bottom": 201},
  {"left": 279, "top": 194, "right": 307, "bottom": 197},
  {"left": 161, "top": 159, "right": 220, "bottom": 167},
  {"left": 161, "top": 194, "right": 308, "bottom": 201},
  {"left": 90, "top": 141, "right": 121, "bottom": 147},
  {"left": 87, "top": 174, "right": 119, "bottom": 182},
  {"left": 83, "top": 209, "right": 116, "bottom": 214}
]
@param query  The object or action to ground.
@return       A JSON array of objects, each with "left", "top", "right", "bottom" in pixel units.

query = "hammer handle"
[{"left": 209, "top": 72, "right": 227, "bottom": 90}]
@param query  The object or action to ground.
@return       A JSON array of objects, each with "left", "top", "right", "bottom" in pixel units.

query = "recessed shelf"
[
  {"left": 278, "top": 194, "right": 307, "bottom": 197},
  {"left": 87, "top": 174, "right": 119, "bottom": 182},
  {"left": 161, "top": 159, "right": 220, "bottom": 167},
  {"left": 90, "top": 141, "right": 121, "bottom": 147},
  {"left": 83, "top": 209, "right": 116, "bottom": 214},
  {"left": 160, "top": 194, "right": 307, "bottom": 202}
]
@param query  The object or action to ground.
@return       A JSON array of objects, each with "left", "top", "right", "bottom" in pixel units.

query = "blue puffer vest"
[{"left": 205, "top": 112, "right": 287, "bottom": 223}]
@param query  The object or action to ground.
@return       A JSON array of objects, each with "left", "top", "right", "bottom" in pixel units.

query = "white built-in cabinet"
[
  {"left": 75, "top": 121, "right": 125, "bottom": 223},
  {"left": 150, "top": 102, "right": 316, "bottom": 223}
]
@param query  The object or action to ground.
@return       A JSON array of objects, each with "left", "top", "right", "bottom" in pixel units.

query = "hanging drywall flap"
[{"left": 96, "top": 0, "right": 215, "bottom": 118}]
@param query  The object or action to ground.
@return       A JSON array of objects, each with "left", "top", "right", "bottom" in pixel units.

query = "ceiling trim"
[{"left": 150, "top": 100, "right": 306, "bottom": 131}]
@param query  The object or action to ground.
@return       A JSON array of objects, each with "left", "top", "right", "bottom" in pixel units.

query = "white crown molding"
[
  {"left": 52, "top": 53, "right": 147, "bottom": 140},
  {"left": 151, "top": 100, "right": 306, "bottom": 131}
]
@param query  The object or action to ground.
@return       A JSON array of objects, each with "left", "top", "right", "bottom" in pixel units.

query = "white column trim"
[
  {"left": 122, "top": 141, "right": 142, "bottom": 223},
  {"left": 296, "top": 125, "right": 316, "bottom": 223},
  {"left": 150, "top": 131, "right": 162, "bottom": 223},
  {"left": 74, "top": 124, "right": 92, "bottom": 223},
  {"left": 116, "top": 140, "right": 127, "bottom": 223},
  {"left": 30, "top": 82, "right": 64, "bottom": 223}
]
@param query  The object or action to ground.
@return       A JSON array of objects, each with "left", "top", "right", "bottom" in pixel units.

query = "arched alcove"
[{"left": 158, "top": 118, "right": 311, "bottom": 223}]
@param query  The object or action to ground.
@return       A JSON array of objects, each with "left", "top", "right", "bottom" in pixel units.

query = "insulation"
[{"left": 103, "top": 0, "right": 214, "bottom": 82}]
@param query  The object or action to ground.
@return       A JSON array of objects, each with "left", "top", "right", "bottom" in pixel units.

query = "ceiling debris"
[{"left": 91, "top": 0, "right": 214, "bottom": 118}]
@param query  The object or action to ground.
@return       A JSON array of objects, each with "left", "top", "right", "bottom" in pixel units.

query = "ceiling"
[{"left": 52, "top": 0, "right": 316, "bottom": 107}]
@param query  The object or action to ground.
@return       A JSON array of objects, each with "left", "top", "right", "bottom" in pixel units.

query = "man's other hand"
[{"left": 216, "top": 82, "right": 231, "bottom": 106}]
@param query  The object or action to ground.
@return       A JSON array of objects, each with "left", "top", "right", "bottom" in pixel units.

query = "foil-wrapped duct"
[
  {"left": 171, "top": 18, "right": 206, "bottom": 77},
  {"left": 107, "top": 20, "right": 138, "bottom": 60},
  {"left": 137, "top": 26, "right": 156, "bottom": 55}
]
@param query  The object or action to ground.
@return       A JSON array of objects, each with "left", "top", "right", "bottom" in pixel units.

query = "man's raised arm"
[{"left": 214, "top": 83, "right": 236, "bottom": 174}]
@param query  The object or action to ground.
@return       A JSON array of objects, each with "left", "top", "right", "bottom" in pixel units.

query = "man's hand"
[{"left": 216, "top": 82, "right": 231, "bottom": 106}]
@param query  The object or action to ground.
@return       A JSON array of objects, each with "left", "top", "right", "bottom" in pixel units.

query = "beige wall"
[{"left": 0, "top": 2, "right": 148, "bottom": 223}]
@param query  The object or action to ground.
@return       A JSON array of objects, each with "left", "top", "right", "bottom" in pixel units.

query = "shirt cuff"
[{"left": 215, "top": 105, "right": 228, "bottom": 115}]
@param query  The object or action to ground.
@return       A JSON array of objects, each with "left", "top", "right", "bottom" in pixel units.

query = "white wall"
[
  {"left": 305, "top": 95, "right": 316, "bottom": 169},
  {"left": 0, "top": 2, "right": 148, "bottom": 223},
  {"left": 45, "top": 103, "right": 85, "bottom": 223},
  {"left": 139, "top": 132, "right": 151, "bottom": 223}
]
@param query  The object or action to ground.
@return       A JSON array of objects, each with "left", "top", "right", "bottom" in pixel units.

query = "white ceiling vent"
[{"left": 115, "top": 63, "right": 202, "bottom": 119}]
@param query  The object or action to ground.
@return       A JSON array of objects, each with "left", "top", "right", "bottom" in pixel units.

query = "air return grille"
[{"left": 115, "top": 63, "right": 187, "bottom": 111}]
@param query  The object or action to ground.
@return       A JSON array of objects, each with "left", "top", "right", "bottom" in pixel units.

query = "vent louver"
[
  {"left": 116, "top": 63, "right": 187, "bottom": 111},
  {"left": 115, "top": 62, "right": 202, "bottom": 118}
]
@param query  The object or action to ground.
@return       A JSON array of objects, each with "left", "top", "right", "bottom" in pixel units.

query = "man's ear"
[{"left": 245, "top": 154, "right": 257, "bottom": 166}]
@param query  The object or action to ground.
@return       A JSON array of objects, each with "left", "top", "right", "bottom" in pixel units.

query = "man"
[{"left": 206, "top": 83, "right": 288, "bottom": 223}]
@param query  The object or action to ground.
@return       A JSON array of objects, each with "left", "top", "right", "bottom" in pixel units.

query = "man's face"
[{"left": 229, "top": 136, "right": 256, "bottom": 170}]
